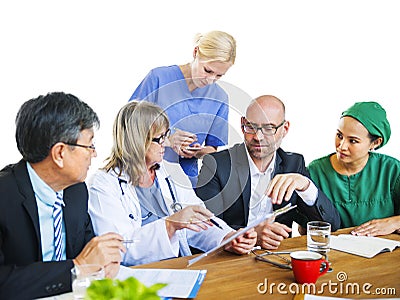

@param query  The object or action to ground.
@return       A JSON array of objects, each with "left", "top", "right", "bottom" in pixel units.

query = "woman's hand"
[
  {"left": 180, "top": 143, "right": 203, "bottom": 159},
  {"left": 165, "top": 205, "right": 214, "bottom": 238},
  {"left": 351, "top": 216, "right": 400, "bottom": 236},
  {"left": 168, "top": 129, "right": 197, "bottom": 158},
  {"left": 224, "top": 228, "right": 257, "bottom": 254}
]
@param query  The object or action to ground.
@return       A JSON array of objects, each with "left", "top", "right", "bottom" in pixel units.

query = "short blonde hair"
[
  {"left": 194, "top": 30, "right": 236, "bottom": 64},
  {"left": 103, "top": 101, "right": 169, "bottom": 185}
]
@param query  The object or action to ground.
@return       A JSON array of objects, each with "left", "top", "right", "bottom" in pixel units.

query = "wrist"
[
  {"left": 297, "top": 178, "right": 310, "bottom": 192},
  {"left": 165, "top": 217, "right": 176, "bottom": 239},
  {"left": 72, "top": 258, "right": 82, "bottom": 266}
]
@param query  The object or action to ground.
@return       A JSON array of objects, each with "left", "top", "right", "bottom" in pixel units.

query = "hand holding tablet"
[{"left": 187, "top": 204, "right": 297, "bottom": 266}]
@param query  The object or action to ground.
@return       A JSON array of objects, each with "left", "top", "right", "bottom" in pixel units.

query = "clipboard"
[{"left": 187, "top": 203, "right": 297, "bottom": 266}]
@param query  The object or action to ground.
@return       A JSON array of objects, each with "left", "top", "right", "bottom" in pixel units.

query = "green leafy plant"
[{"left": 85, "top": 277, "right": 167, "bottom": 300}]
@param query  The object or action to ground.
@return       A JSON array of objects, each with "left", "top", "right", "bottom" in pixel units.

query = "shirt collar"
[
  {"left": 26, "top": 162, "right": 64, "bottom": 207},
  {"left": 111, "top": 167, "right": 130, "bottom": 182},
  {"left": 244, "top": 146, "right": 276, "bottom": 177}
]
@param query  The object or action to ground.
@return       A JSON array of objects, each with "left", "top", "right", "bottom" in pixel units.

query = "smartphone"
[{"left": 185, "top": 146, "right": 203, "bottom": 151}]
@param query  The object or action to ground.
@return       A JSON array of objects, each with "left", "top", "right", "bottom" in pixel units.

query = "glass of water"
[
  {"left": 71, "top": 264, "right": 104, "bottom": 299},
  {"left": 307, "top": 221, "right": 332, "bottom": 271}
]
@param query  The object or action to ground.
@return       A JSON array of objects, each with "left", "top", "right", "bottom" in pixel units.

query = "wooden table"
[{"left": 135, "top": 228, "right": 400, "bottom": 299}]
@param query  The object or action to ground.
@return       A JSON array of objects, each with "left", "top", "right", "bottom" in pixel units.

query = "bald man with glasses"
[{"left": 196, "top": 95, "right": 340, "bottom": 250}]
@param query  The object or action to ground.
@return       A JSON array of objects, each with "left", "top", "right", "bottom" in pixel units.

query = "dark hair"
[
  {"left": 15, "top": 92, "right": 100, "bottom": 163},
  {"left": 368, "top": 133, "right": 380, "bottom": 150}
]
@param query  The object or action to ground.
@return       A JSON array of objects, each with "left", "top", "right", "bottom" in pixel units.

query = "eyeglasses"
[
  {"left": 242, "top": 118, "right": 286, "bottom": 136},
  {"left": 63, "top": 142, "right": 96, "bottom": 151},
  {"left": 152, "top": 129, "right": 171, "bottom": 145},
  {"left": 252, "top": 249, "right": 292, "bottom": 269}
]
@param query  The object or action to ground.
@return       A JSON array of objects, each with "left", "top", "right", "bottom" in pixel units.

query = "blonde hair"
[
  {"left": 194, "top": 30, "right": 236, "bottom": 64},
  {"left": 103, "top": 101, "right": 169, "bottom": 186}
]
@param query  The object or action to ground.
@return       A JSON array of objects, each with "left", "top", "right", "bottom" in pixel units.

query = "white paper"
[
  {"left": 117, "top": 266, "right": 206, "bottom": 298},
  {"left": 331, "top": 234, "right": 400, "bottom": 258}
]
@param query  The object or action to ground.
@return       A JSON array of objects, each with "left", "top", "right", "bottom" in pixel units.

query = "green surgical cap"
[{"left": 341, "top": 101, "right": 391, "bottom": 149}]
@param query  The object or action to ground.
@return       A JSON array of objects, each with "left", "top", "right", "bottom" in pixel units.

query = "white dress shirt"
[{"left": 244, "top": 149, "right": 318, "bottom": 225}]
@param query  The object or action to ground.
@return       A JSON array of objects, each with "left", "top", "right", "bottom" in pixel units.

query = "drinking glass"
[
  {"left": 307, "top": 221, "right": 332, "bottom": 271},
  {"left": 71, "top": 264, "right": 104, "bottom": 299}
]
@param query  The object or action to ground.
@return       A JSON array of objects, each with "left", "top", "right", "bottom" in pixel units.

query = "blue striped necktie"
[{"left": 53, "top": 193, "right": 64, "bottom": 261}]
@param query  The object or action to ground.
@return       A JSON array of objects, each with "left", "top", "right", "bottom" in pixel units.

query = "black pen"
[{"left": 210, "top": 218, "right": 223, "bottom": 230}]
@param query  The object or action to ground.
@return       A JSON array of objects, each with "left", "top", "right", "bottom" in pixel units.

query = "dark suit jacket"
[
  {"left": 0, "top": 160, "right": 95, "bottom": 300},
  {"left": 196, "top": 143, "right": 340, "bottom": 232}
]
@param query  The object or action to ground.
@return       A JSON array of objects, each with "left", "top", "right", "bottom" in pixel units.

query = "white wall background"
[{"left": 1, "top": 0, "right": 398, "bottom": 177}]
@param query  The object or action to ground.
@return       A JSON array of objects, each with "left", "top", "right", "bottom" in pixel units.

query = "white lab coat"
[{"left": 88, "top": 161, "right": 232, "bottom": 266}]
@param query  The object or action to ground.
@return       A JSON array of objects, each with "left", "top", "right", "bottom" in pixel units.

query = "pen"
[
  {"left": 123, "top": 239, "right": 140, "bottom": 244},
  {"left": 210, "top": 218, "right": 223, "bottom": 230},
  {"left": 273, "top": 203, "right": 297, "bottom": 218}
]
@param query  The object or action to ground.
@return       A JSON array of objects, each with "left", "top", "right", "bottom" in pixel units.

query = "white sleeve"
[
  {"left": 295, "top": 179, "right": 318, "bottom": 206},
  {"left": 88, "top": 171, "right": 179, "bottom": 266},
  {"left": 170, "top": 176, "right": 233, "bottom": 251}
]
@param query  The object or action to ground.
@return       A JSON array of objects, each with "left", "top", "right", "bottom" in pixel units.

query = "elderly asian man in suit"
[{"left": 0, "top": 92, "right": 125, "bottom": 299}]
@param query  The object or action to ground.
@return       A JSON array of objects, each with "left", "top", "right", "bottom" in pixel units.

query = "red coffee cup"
[{"left": 290, "top": 251, "right": 329, "bottom": 284}]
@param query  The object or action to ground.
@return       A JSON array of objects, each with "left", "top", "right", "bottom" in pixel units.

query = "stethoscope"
[
  {"left": 165, "top": 177, "right": 182, "bottom": 213},
  {"left": 118, "top": 178, "right": 141, "bottom": 221},
  {"left": 118, "top": 176, "right": 183, "bottom": 220}
]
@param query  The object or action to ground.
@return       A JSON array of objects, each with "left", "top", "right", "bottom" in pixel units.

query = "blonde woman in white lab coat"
[{"left": 88, "top": 101, "right": 256, "bottom": 266}]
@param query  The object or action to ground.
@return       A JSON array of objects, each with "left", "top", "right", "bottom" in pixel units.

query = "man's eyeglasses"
[
  {"left": 252, "top": 249, "right": 292, "bottom": 269},
  {"left": 152, "top": 129, "right": 171, "bottom": 145},
  {"left": 242, "top": 118, "right": 286, "bottom": 136},
  {"left": 63, "top": 142, "right": 96, "bottom": 151}
]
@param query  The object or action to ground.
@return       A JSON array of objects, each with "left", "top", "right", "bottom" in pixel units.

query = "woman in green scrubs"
[{"left": 308, "top": 101, "right": 400, "bottom": 236}]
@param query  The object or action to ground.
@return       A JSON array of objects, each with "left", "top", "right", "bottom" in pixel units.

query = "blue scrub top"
[{"left": 130, "top": 65, "right": 229, "bottom": 185}]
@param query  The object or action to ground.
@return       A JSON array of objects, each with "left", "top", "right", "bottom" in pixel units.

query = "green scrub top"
[{"left": 308, "top": 152, "right": 400, "bottom": 228}]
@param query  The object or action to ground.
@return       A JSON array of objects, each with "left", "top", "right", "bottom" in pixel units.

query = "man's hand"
[
  {"left": 255, "top": 221, "right": 291, "bottom": 249},
  {"left": 224, "top": 228, "right": 257, "bottom": 254},
  {"left": 104, "top": 262, "right": 121, "bottom": 278},
  {"left": 73, "top": 232, "right": 126, "bottom": 278},
  {"left": 267, "top": 173, "right": 310, "bottom": 204}
]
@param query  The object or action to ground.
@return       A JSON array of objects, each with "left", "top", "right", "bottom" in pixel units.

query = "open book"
[{"left": 330, "top": 234, "right": 400, "bottom": 258}]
